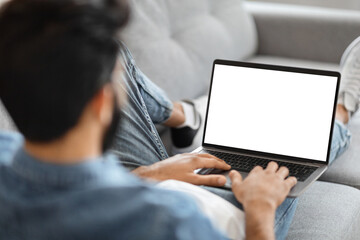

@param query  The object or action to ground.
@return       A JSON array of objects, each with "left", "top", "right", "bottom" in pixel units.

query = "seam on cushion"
[
  {"left": 166, "top": 38, "right": 197, "bottom": 69},
  {"left": 163, "top": 0, "right": 173, "bottom": 36},
  {"left": 133, "top": 1, "right": 170, "bottom": 38},
  {"left": 210, "top": 0, "right": 258, "bottom": 57},
  {"left": 171, "top": 14, "right": 233, "bottom": 64},
  {"left": 170, "top": 11, "right": 215, "bottom": 39},
  {"left": 207, "top": 14, "right": 235, "bottom": 49}
]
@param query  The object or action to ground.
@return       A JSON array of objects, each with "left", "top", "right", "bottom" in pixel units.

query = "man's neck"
[{"left": 24, "top": 127, "right": 102, "bottom": 165}]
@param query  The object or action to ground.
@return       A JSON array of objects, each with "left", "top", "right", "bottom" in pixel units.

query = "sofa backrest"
[{"left": 122, "top": 0, "right": 258, "bottom": 100}]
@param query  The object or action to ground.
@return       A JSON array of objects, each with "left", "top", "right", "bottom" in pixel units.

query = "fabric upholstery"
[
  {"left": 287, "top": 181, "right": 360, "bottom": 239},
  {"left": 247, "top": 2, "right": 360, "bottom": 64},
  {"left": 122, "top": 0, "right": 258, "bottom": 101}
]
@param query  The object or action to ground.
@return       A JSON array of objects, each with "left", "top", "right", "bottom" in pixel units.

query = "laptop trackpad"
[
  {"left": 222, "top": 171, "right": 248, "bottom": 189},
  {"left": 202, "top": 169, "right": 248, "bottom": 190}
]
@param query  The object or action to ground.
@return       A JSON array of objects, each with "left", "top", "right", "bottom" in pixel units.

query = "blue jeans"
[{"left": 112, "top": 43, "right": 352, "bottom": 240}]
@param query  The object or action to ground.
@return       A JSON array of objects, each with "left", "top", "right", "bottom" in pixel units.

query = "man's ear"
[{"left": 90, "top": 84, "right": 114, "bottom": 127}]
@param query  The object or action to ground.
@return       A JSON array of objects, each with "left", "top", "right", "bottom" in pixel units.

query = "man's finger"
[
  {"left": 265, "top": 161, "right": 279, "bottom": 173},
  {"left": 276, "top": 166, "right": 289, "bottom": 179},
  {"left": 196, "top": 153, "right": 226, "bottom": 163},
  {"left": 229, "top": 170, "right": 242, "bottom": 185},
  {"left": 192, "top": 174, "right": 227, "bottom": 186},
  {"left": 193, "top": 157, "right": 231, "bottom": 170},
  {"left": 250, "top": 165, "right": 263, "bottom": 173},
  {"left": 284, "top": 176, "right": 297, "bottom": 190}
]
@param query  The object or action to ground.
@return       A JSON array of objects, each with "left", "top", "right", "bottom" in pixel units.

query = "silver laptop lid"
[{"left": 202, "top": 60, "right": 340, "bottom": 165}]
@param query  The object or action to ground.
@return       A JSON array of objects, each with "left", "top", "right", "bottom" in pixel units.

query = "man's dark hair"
[{"left": 0, "top": 0, "right": 129, "bottom": 142}]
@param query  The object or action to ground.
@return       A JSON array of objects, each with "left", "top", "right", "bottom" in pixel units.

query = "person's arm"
[
  {"left": 229, "top": 162, "right": 297, "bottom": 240},
  {"left": 244, "top": 201, "right": 276, "bottom": 240},
  {"left": 132, "top": 153, "right": 231, "bottom": 187}
]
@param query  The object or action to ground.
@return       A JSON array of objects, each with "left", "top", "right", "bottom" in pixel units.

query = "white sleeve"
[{"left": 157, "top": 180, "right": 245, "bottom": 240}]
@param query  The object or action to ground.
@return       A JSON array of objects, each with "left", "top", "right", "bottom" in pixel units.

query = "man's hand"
[
  {"left": 230, "top": 162, "right": 297, "bottom": 211},
  {"left": 230, "top": 162, "right": 297, "bottom": 240},
  {"left": 132, "top": 153, "right": 231, "bottom": 187}
]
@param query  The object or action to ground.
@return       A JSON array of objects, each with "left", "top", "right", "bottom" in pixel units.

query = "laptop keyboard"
[{"left": 203, "top": 150, "right": 317, "bottom": 182}]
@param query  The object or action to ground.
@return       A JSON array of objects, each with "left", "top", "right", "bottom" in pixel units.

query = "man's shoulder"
[
  {"left": 0, "top": 131, "right": 23, "bottom": 165},
  {"left": 0, "top": 133, "right": 225, "bottom": 240}
]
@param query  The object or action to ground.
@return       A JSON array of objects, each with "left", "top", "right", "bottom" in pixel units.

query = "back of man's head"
[{"left": 0, "top": 0, "right": 129, "bottom": 142}]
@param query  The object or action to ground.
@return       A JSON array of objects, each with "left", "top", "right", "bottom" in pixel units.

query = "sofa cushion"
[
  {"left": 246, "top": 2, "right": 360, "bottom": 64},
  {"left": 287, "top": 181, "right": 360, "bottom": 240},
  {"left": 122, "top": 0, "right": 258, "bottom": 101}
]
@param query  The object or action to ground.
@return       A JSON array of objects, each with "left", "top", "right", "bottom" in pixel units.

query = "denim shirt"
[{"left": 0, "top": 132, "right": 226, "bottom": 240}]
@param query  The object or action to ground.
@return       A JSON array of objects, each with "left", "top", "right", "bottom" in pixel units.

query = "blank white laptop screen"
[{"left": 204, "top": 64, "right": 338, "bottom": 162}]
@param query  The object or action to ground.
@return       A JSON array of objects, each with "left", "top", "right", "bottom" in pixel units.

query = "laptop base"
[{"left": 193, "top": 147, "right": 327, "bottom": 197}]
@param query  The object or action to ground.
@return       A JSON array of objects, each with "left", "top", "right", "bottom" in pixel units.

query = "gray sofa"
[
  {"left": 0, "top": 0, "right": 359, "bottom": 239},
  {"left": 120, "top": 0, "right": 360, "bottom": 239}
]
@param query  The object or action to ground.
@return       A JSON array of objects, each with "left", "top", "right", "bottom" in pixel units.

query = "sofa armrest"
[{"left": 245, "top": 2, "right": 360, "bottom": 63}]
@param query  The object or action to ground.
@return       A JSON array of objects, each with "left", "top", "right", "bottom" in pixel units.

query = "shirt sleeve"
[{"left": 0, "top": 131, "right": 23, "bottom": 164}]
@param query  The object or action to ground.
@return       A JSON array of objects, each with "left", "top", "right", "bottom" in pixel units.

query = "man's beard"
[{"left": 102, "top": 98, "right": 122, "bottom": 152}]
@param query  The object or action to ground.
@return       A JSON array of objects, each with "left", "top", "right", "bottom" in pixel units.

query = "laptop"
[{"left": 193, "top": 60, "right": 340, "bottom": 197}]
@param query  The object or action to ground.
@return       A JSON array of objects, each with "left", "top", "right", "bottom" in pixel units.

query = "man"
[
  {"left": 0, "top": 0, "right": 356, "bottom": 239},
  {"left": 0, "top": 0, "right": 298, "bottom": 239}
]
